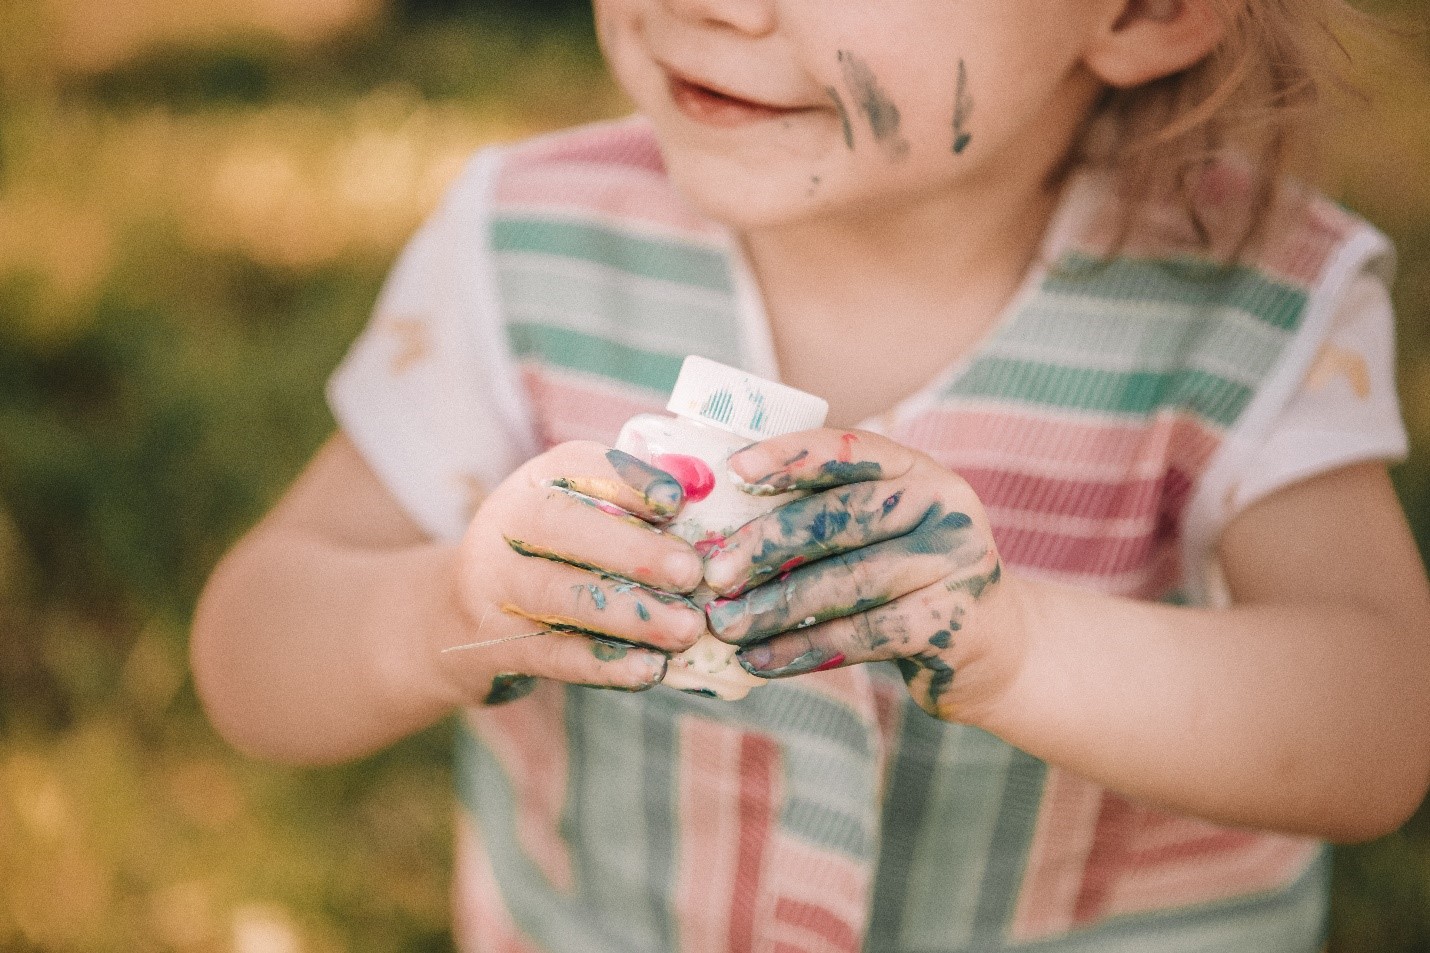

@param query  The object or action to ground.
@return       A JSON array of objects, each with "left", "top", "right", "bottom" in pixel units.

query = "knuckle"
[{"left": 837, "top": 551, "right": 879, "bottom": 601}]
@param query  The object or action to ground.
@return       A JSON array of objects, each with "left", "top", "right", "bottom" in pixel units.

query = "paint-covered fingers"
[
  {"left": 491, "top": 470, "right": 703, "bottom": 596},
  {"left": 726, "top": 428, "right": 918, "bottom": 496},
  {"left": 499, "top": 555, "right": 707, "bottom": 654},
  {"left": 733, "top": 552, "right": 1006, "bottom": 721},
  {"left": 528, "top": 441, "right": 685, "bottom": 524},
  {"left": 437, "top": 558, "right": 689, "bottom": 703},
  {"left": 703, "top": 479, "right": 933, "bottom": 596},
  {"left": 706, "top": 499, "right": 991, "bottom": 644},
  {"left": 462, "top": 633, "right": 671, "bottom": 706}
]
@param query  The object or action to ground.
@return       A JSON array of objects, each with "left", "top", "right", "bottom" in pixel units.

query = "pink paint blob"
[
  {"left": 776, "top": 556, "right": 807, "bottom": 576},
  {"left": 693, "top": 533, "right": 727, "bottom": 557},
  {"left": 814, "top": 654, "right": 847, "bottom": 673},
  {"left": 652, "top": 453, "right": 716, "bottom": 504}
]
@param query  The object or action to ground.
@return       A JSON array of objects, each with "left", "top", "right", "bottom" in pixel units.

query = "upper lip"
[{"left": 661, "top": 63, "right": 811, "bottom": 112}]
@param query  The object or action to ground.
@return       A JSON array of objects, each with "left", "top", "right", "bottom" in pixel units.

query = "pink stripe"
[
  {"left": 452, "top": 812, "right": 542, "bottom": 953},
  {"left": 521, "top": 365, "right": 665, "bottom": 449},
  {"left": 774, "top": 899, "right": 861, "bottom": 953},
  {"left": 1010, "top": 768, "right": 1106, "bottom": 941},
  {"left": 1072, "top": 794, "right": 1140, "bottom": 925},
  {"left": 754, "top": 832, "right": 871, "bottom": 953},
  {"left": 903, "top": 407, "right": 1220, "bottom": 478},
  {"left": 506, "top": 116, "right": 666, "bottom": 174},
  {"left": 966, "top": 467, "right": 1167, "bottom": 523},
  {"left": 466, "top": 685, "right": 574, "bottom": 894},
  {"left": 730, "top": 733, "right": 780, "bottom": 953},
  {"left": 675, "top": 719, "right": 782, "bottom": 953},
  {"left": 1072, "top": 795, "right": 1321, "bottom": 926},
  {"left": 1104, "top": 837, "right": 1319, "bottom": 918},
  {"left": 497, "top": 164, "right": 729, "bottom": 241}
]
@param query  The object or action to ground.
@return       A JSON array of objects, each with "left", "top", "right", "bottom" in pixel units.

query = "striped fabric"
[{"left": 452, "top": 117, "right": 1371, "bottom": 952}]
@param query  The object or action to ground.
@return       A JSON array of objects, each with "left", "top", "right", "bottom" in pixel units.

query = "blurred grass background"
[{"left": 0, "top": 0, "right": 1427, "bottom": 949}]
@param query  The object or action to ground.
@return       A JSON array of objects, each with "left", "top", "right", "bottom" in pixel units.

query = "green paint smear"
[
  {"left": 485, "top": 673, "right": 537, "bottom": 706},
  {"left": 606, "top": 448, "right": 683, "bottom": 517},
  {"left": 826, "top": 86, "right": 855, "bottom": 149},
  {"left": 839, "top": 50, "right": 909, "bottom": 161},
  {"left": 591, "top": 638, "right": 632, "bottom": 662}
]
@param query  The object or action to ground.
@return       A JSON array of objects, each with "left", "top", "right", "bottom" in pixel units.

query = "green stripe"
[
  {"left": 948, "top": 356, "right": 1254, "bottom": 427},
  {"left": 866, "top": 690, "right": 944, "bottom": 953},
  {"left": 498, "top": 263, "right": 743, "bottom": 366},
  {"left": 968, "top": 747, "right": 1047, "bottom": 946},
  {"left": 641, "top": 701, "right": 679, "bottom": 953},
  {"left": 509, "top": 323, "right": 685, "bottom": 394},
  {"left": 565, "top": 690, "right": 669, "bottom": 950},
  {"left": 1049, "top": 253, "right": 1308, "bottom": 332},
  {"left": 998, "top": 299, "right": 1290, "bottom": 387},
  {"left": 454, "top": 720, "right": 634, "bottom": 953},
  {"left": 492, "top": 217, "right": 734, "bottom": 293},
  {"left": 783, "top": 798, "right": 870, "bottom": 857},
  {"left": 899, "top": 724, "right": 1034, "bottom": 949}
]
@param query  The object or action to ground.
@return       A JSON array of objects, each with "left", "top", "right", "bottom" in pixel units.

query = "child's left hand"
[{"left": 703, "top": 429, "right": 1018, "bottom": 721}]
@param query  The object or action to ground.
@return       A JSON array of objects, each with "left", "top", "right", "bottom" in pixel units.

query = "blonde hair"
[{"left": 1078, "top": 0, "right": 1377, "bottom": 258}]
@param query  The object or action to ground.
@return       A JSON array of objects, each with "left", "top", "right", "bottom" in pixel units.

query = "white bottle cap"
[{"left": 667, "top": 355, "right": 829, "bottom": 442}]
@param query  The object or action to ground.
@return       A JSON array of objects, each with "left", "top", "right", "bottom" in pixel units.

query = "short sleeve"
[
  {"left": 1180, "top": 219, "right": 1407, "bottom": 607},
  {"left": 327, "top": 148, "right": 539, "bottom": 542},
  {"left": 1228, "top": 271, "right": 1408, "bottom": 514}
]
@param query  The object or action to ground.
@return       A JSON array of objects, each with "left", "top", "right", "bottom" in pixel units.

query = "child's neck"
[{"left": 740, "top": 163, "right": 1065, "bottom": 429}]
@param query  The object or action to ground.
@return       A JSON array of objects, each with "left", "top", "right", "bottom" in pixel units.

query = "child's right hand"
[{"left": 436, "top": 441, "right": 708, "bottom": 706}]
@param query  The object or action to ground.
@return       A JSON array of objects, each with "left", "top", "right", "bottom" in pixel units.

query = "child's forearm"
[
  {"left": 192, "top": 528, "right": 467, "bottom": 765},
  {"left": 975, "top": 577, "right": 1430, "bottom": 842}
]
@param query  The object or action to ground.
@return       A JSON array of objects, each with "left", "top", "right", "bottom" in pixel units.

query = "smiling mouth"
[{"left": 667, "top": 74, "right": 808, "bottom": 127}]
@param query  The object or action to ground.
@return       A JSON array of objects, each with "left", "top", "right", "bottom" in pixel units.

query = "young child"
[{"left": 192, "top": 0, "right": 1430, "bottom": 949}]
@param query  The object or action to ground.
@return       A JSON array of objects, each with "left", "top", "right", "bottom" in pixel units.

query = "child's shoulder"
[{"left": 1070, "top": 156, "right": 1392, "bottom": 295}]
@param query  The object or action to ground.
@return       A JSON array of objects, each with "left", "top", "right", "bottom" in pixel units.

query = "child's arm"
[
  {"left": 703, "top": 429, "right": 1430, "bottom": 842},
  {"left": 191, "top": 433, "right": 706, "bottom": 765}
]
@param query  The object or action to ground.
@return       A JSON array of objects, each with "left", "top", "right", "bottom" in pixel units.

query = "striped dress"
[{"left": 328, "top": 117, "right": 1408, "bottom": 953}]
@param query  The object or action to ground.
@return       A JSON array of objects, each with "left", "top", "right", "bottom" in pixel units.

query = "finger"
[
  {"left": 706, "top": 503, "right": 991, "bottom": 644},
  {"left": 726, "top": 428, "right": 918, "bottom": 496},
  {"left": 533, "top": 442, "right": 684, "bottom": 523},
  {"left": 495, "top": 553, "right": 706, "bottom": 653},
  {"left": 498, "top": 480, "right": 704, "bottom": 593},
  {"left": 732, "top": 554, "right": 1002, "bottom": 690},
  {"left": 703, "top": 479, "right": 935, "bottom": 595},
  {"left": 469, "top": 633, "right": 672, "bottom": 704}
]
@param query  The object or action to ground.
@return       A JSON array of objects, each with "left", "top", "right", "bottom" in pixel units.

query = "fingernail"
[
  {"left": 606, "top": 449, "right": 683, "bottom": 516},
  {"left": 736, "top": 645, "right": 773, "bottom": 675},
  {"left": 704, "top": 596, "right": 743, "bottom": 637},
  {"left": 642, "top": 651, "right": 670, "bottom": 683},
  {"left": 738, "top": 648, "right": 845, "bottom": 679}
]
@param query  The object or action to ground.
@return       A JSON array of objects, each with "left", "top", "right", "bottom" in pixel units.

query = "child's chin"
[{"left": 663, "top": 158, "right": 831, "bottom": 232}]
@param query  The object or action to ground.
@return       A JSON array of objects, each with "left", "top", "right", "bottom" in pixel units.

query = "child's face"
[{"left": 594, "top": 0, "right": 1107, "bottom": 230}]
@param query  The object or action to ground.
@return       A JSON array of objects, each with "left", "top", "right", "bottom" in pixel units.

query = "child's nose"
[{"left": 661, "top": 0, "right": 777, "bottom": 37}]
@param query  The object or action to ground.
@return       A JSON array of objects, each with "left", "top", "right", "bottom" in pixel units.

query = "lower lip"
[{"left": 668, "top": 76, "right": 798, "bottom": 128}]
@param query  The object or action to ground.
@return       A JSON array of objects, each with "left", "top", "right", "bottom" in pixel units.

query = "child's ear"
[{"left": 1083, "top": 0, "right": 1232, "bottom": 88}]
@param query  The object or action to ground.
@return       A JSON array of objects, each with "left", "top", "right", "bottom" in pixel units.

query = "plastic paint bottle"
[{"left": 616, "top": 356, "right": 828, "bottom": 700}]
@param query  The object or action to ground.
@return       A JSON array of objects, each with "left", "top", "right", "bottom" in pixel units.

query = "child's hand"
[
  {"left": 702, "top": 429, "right": 1016, "bottom": 721},
  {"left": 439, "top": 442, "right": 708, "bottom": 705}
]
